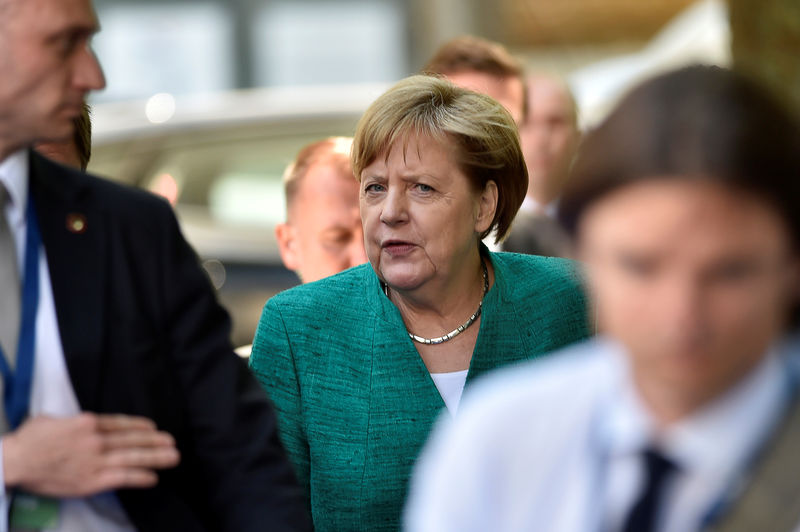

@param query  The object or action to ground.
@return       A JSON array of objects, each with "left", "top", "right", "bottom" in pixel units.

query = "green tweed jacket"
[{"left": 249, "top": 251, "right": 590, "bottom": 531}]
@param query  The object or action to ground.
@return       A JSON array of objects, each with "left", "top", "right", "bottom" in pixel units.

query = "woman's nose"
[{"left": 379, "top": 189, "right": 408, "bottom": 225}]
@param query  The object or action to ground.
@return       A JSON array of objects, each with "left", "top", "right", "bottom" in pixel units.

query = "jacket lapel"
[
  {"left": 365, "top": 268, "right": 446, "bottom": 412},
  {"left": 29, "top": 151, "right": 106, "bottom": 411}
]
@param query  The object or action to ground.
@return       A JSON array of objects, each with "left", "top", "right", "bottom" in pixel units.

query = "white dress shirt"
[
  {"left": 0, "top": 150, "right": 134, "bottom": 532},
  {"left": 405, "top": 337, "right": 795, "bottom": 532}
]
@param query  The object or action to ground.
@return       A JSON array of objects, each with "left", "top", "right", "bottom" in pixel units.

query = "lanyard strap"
[{"left": 0, "top": 192, "right": 41, "bottom": 430}]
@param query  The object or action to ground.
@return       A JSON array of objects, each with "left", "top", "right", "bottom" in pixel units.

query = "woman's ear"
[{"left": 475, "top": 180, "right": 498, "bottom": 234}]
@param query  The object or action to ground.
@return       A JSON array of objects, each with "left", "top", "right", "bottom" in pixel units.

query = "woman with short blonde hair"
[
  {"left": 352, "top": 75, "right": 527, "bottom": 242},
  {"left": 250, "top": 74, "right": 590, "bottom": 531}
]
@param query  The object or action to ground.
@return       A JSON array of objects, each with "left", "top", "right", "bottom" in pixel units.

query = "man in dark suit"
[{"left": 0, "top": 0, "right": 311, "bottom": 530}]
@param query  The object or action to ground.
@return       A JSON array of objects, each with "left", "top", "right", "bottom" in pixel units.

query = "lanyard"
[{"left": 0, "top": 192, "right": 40, "bottom": 430}]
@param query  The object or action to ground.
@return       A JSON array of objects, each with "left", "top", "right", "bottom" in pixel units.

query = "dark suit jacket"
[
  {"left": 28, "top": 151, "right": 311, "bottom": 532},
  {"left": 501, "top": 211, "right": 573, "bottom": 258}
]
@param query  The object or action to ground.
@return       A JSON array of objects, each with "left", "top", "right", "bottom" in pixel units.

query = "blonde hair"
[{"left": 352, "top": 75, "right": 527, "bottom": 242}]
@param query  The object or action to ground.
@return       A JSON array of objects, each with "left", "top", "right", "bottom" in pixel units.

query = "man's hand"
[{"left": 2, "top": 413, "right": 180, "bottom": 497}]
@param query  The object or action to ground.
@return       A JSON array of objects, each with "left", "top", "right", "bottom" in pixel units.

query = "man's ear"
[
  {"left": 275, "top": 223, "right": 300, "bottom": 272},
  {"left": 475, "top": 180, "right": 498, "bottom": 234}
]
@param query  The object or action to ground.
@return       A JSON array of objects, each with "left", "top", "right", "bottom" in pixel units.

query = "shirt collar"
[
  {"left": 601, "top": 342, "right": 788, "bottom": 477},
  {"left": 599, "top": 340, "right": 655, "bottom": 458},
  {"left": 0, "top": 149, "right": 30, "bottom": 227},
  {"left": 661, "top": 350, "right": 786, "bottom": 474}
]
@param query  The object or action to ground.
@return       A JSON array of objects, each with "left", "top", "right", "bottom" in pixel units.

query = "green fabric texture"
[{"left": 249, "top": 251, "right": 591, "bottom": 531}]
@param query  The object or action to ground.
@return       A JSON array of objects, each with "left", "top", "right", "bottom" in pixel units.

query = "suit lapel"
[{"left": 29, "top": 151, "right": 106, "bottom": 411}]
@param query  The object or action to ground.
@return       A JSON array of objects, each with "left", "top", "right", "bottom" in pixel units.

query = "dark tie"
[{"left": 620, "top": 447, "right": 678, "bottom": 532}]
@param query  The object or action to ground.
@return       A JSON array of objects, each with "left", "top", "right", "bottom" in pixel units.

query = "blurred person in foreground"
[
  {"left": 249, "top": 75, "right": 590, "bottom": 530},
  {"left": 275, "top": 136, "right": 366, "bottom": 283},
  {"left": 423, "top": 35, "right": 526, "bottom": 125},
  {"left": 406, "top": 65, "right": 800, "bottom": 532},
  {"left": 502, "top": 74, "right": 580, "bottom": 258},
  {"left": 0, "top": 0, "right": 310, "bottom": 530},
  {"left": 34, "top": 102, "right": 92, "bottom": 171}
]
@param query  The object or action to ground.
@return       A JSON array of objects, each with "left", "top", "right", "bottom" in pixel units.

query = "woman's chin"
[{"left": 379, "top": 266, "right": 428, "bottom": 293}]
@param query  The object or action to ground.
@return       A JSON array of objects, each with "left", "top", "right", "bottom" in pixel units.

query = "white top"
[
  {"left": 0, "top": 151, "right": 134, "bottom": 532},
  {"left": 405, "top": 337, "right": 794, "bottom": 532},
  {"left": 430, "top": 370, "right": 468, "bottom": 416}
]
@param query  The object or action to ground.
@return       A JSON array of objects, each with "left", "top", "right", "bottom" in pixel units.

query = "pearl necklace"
[{"left": 383, "top": 260, "right": 489, "bottom": 345}]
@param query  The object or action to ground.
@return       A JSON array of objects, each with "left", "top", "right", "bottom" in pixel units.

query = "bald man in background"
[
  {"left": 503, "top": 74, "right": 580, "bottom": 257},
  {"left": 275, "top": 137, "right": 367, "bottom": 284},
  {"left": 235, "top": 138, "right": 366, "bottom": 358}
]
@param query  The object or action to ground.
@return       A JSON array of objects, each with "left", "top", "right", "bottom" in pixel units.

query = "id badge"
[{"left": 9, "top": 492, "right": 60, "bottom": 530}]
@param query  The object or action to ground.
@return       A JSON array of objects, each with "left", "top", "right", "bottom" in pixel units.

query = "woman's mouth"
[{"left": 382, "top": 241, "right": 416, "bottom": 256}]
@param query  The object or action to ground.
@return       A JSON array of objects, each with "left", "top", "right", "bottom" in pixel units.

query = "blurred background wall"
[
  {"left": 86, "top": 0, "right": 799, "bottom": 347},
  {"left": 729, "top": 0, "right": 800, "bottom": 116},
  {"left": 92, "top": 0, "right": 409, "bottom": 101},
  {"left": 91, "top": 0, "right": 799, "bottom": 119}
]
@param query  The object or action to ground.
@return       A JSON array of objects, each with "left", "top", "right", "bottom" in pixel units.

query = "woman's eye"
[
  {"left": 416, "top": 183, "right": 433, "bottom": 193},
  {"left": 365, "top": 183, "right": 385, "bottom": 193}
]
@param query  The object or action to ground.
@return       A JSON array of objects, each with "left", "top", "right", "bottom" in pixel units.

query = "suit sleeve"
[
  {"left": 156, "top": 202, "right": 312, "bottom": 532},
  {"left": 248, "top": 299, "right": 311, "bottom": 507}
]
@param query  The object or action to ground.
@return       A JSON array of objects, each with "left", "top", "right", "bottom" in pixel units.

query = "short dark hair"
[
  {"left": 423, "top": 35, "right": 527, "bottom": 119},
  {"left": 559, "top": 65, "right": 800, "bottom": 254},
  {"left": 424, "top": 35, "right": 523, "bottom": 80}
]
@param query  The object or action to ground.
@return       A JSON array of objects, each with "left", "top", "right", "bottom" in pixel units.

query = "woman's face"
[
  {"left": 578, "top": 179, "right": 799, "bottom": 408},
  {"left": 359, "top": 133, "right": 496, "bottom": 293}
]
